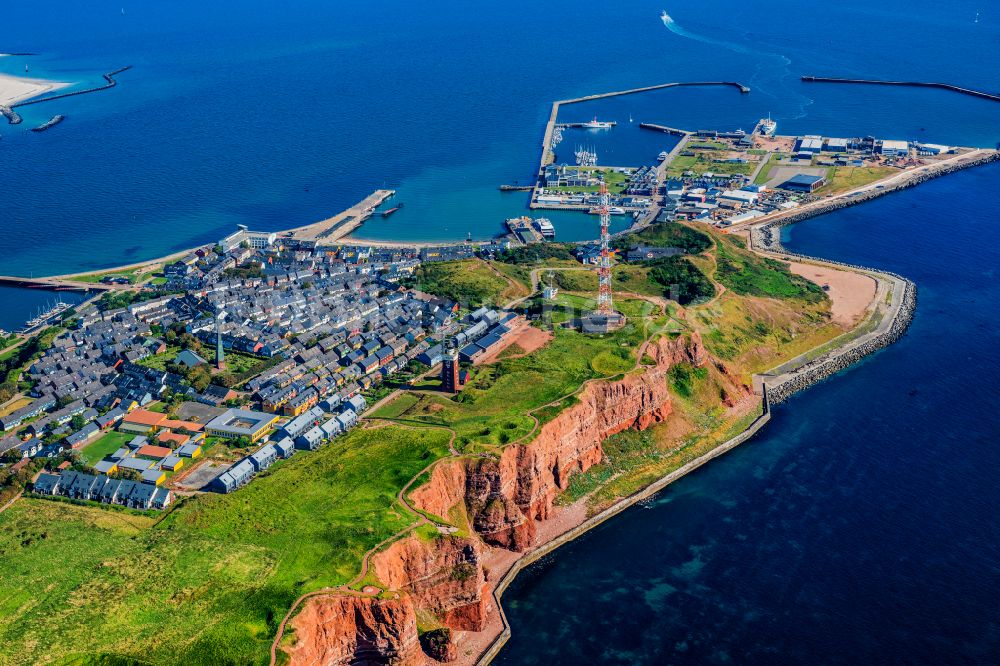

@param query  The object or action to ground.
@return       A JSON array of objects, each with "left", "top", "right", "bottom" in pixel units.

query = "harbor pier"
[
  {"left": 291, "top": 189, "right": 396, "bottom": 242},
  {"left": 0, "top": 275, "right": 109, "bottom": 292}
]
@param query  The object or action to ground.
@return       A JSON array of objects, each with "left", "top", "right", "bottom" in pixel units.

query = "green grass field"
[
  {"left": 80, "top": 431, "right": 133, "bottom": 465},
  {"left": 135, "top": 345, "right": 182, "bottom": 370},
  {"left": 0, "top": 425, "right": 451, "bottom": 665},
  {"left": 667, "top": 152, "right": 756, "bottom": 178},
  {"left": 713, "top": 233, "right": 825, "bottom": 303},
  {"left": 412, "top": 259, "right": 514, "bottom": 306},
  {"left": 547, "top": 167, "right": 630, "bottom": 194},
  {"left": 815, "top": 166, "right": 897, "bottom": 195},
  {"left": 370, "top": 317, "right": 651, "bottom": 452}
]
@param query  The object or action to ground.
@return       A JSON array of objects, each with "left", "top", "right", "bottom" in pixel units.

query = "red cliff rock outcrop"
[
  {"left": 289, "top": 595, "right": 426, "bottom": 666},
  {"left": 412, "top": 332, "right": 707, "bottom": 552},
  {"left": 372, "top": 536, "right": 488, "bottom": 632},
  {"left": 290, "top": 333, "right": 719, "bottom": 664}
]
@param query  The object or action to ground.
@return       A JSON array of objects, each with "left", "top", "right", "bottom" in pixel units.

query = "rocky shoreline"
[
  {"left": 277, "top": 153, "right": 999, "bottom": 665},
  {"left": 739, "top": 157, "right": 1000, "bottom": 403},
  {"left": 755, "top": 150, "right": 1000, "bottom": 242}
]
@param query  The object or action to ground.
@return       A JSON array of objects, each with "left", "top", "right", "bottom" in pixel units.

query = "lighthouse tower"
[
  {"left": 441, "top": 339, "right": 461, "bottom": 393},
  {"left": 214, "top": 306, "right": 226, "bottom": 371}
]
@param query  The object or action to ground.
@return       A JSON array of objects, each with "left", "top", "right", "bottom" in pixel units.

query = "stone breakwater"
[
  {"left": 755, "top": 151, "right": 1000, "bottom": 245},
  {"left": 766, "top": 280, "right": 917, "bottom": 404}
]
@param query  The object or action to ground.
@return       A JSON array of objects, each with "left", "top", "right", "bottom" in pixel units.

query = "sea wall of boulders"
[
  {"left": 742, "top": 155, "right": 994, "bottom": 402},
  {"left": 766, "top": 279, "right": 916, "bottom": 404},
  {"left": 755, "top": 150, "right": 1000, "bottom": 252}
]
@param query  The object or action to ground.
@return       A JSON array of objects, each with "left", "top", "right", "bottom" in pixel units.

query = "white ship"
[
  {"left": 582, "top": 116, "right": 614, "bottom": 130},
  {"left": 534, "top": 218, "right": 555, "bottom": 238},
  {"left": 758, "top": 114, "right": 777, "bottom": 136},
  {"left": 661, "top": 10, "right": 673, "bottom": 25},
  {"left": 588, "top": 206, "right": 627, "bottom": 215},
  {"left": 658, "top": 150, "right": 669, "bottom": 161}
]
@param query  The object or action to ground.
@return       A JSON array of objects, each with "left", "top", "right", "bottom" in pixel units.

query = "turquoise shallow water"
[{"left": 1, "top": 0, "right": 998, "bottom": 277}]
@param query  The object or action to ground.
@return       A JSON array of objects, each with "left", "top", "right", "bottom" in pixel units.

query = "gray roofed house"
[
  {"left": 319, "top": 417, "right": 342, "bottom": 438},
  {"left": 211, "top": 459, "right": 256, "bottom": 493},
  {"left": 119, "top": 457, "right": 155, "bottom": 472},
  {"left": 335, "top": 409, "right": 358, "bottom": 431},
  {"left": 161, "top": 455, "right": 184, "bottom": 471},
  {"left": 295, "top": 425, "right": 324, "bottom": 451},
  {"left": 279, "top": 406, "right": 324, "bottom": 440},
  {"left": 177, "top": 442, "right": 202, "bottom": 458},
  {"left": 141, "top": 468, "right": 166, "bottom": 485},
  {"left": 345, "top": 394, "right": 366, "bottom": 414},
  {"left": 94, "top": 460, "right": 118, "bottom": 474},
  {"left": 248, "top": 444, "right": 278, "bottom": 472},
  {"left": 273, "top": 436, "right": 295, "bottom": 459},
  {"left": 151, "top": 487, "right": 172, "bottom": 509},
  {"left": 33, "top": 472, "right": 62, "bottom": 496}
]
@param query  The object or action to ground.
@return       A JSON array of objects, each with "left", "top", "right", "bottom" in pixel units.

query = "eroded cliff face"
[
  {"left": 422, "top": 332, "right": 707, "bottom": 552},
  {"left": 290, "top": 333, "right": 721, "bottom": 664},
  {"left": 289, "top": 595, "right": 425, "bottom": 666},
  {"left": 372, "top": 536, "right": 488, "bottom": 632}
]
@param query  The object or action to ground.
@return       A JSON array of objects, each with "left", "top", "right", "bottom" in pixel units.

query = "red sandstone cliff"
[
  {"left": 372, "top": 536, "right": 488, "bottom": 632},
  {"left": 288, "top": 595, "right": 426, "bottom": 666},
  {"left": 410, "top": 332, "right": 706, "bottom": 552},
  {"left": 288, "top": 333, "right": 729, "bottom": 665}
]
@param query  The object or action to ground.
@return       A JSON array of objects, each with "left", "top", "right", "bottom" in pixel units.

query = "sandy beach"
[
  {"left": 0, "top": 64, "right": 70, "bottom": 106},
  {"left": 787, "top": 261, "right": 878, "bottom": 326}
]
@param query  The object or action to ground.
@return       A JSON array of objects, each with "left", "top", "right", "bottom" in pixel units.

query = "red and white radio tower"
[{"left": 596, "top": 179, "right": 613, "bottom": 313}]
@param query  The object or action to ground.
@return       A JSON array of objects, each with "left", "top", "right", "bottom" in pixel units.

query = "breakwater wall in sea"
[
  {"left": 765, "top": 278, "right": 916, "bottom": 405},
  {"left": 741, "top": 153, "right": 992, "bottom": 402},
  {"left": 801, "top": 76, "right": 1000, "bottom": 103},
  {"left": 11, "top": 66, "right": 131, "bottom": 108},
  {"left": 0, "top": 105, "right": 22, "bottom": 125},
  {"left": 756, "top": 150, "right": 1000, "bottom": 242}
]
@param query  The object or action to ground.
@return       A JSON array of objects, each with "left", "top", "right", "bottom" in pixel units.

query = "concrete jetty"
[
  {"left": 291, "top": 189, "right": 396, "bottom": 242},
  {"left": 539, "top": 80, "right": 749, "bottom": 169},
  {"left": 801, "top": 76, "right": 1000, "bottom": 103},
  {"left": 0, "top": 275, "right": 109, "bottom": 292},
  {"left": 12, "top": 66, "right": 132, "bottom": 108},
  {"left": 638, "top": 122, "right": 690, "bottom": 137}
]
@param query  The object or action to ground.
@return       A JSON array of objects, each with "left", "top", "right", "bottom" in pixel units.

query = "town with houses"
[
  {"left": 0, "top": 227, "right": 521, "bottom": 511},
  {"left": 0, "top": 126, "right": 969, "bottom": 514}
]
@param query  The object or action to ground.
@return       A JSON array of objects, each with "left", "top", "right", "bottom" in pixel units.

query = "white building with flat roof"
[{"left": 879, "top": 140, "right": 909, "bottom": 156}]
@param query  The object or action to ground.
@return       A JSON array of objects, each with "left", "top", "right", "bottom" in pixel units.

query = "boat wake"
[{"left": 659, "top": 9, "right": 814, "bottom": 119}]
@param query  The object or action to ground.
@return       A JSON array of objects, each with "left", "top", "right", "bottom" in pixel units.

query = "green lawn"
[
  {"left": 371, "top": 312, "right": 654, "bottom": 452},
  {"left": 0, "top": 425, "right": 451, "bottom": 665},
  {"left": 713, "top": 233, "right": 826, "bottom": 303},
  {"left": 814, "top": 166, "right": 897, "bottom": 195},
  {"left": 80, "top": 431, "right": 133, "bottom": 465},
  {"left": 135, "top": 345, "right": 182, "bottom": 370},
  {"left": 667, "top": 152, "right": 756, "bottom": 178},
  {"left": 546, "top": 167, "right": 631, "bottom": 194}
]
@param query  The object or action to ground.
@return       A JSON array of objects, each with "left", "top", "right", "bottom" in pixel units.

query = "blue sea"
[{"left": 3, "top": 1, "right": 1000, "bottom": 661}]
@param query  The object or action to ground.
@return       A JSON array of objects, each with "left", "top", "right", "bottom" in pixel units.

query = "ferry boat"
[
  {"left": 534, "top": 218, "right": 555, "bottom": 238},
  {"left": 588, "top": 206, "right": 628, "bottom": 215},
  {"left": 658, "top": 150, "right": 669, "bottom": 161},
  {"left": 582, "top": 116, "right": 614, "bottom": 130},
  {"left": 758, "top": 114, "right": 777, "bottom": 136}
]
